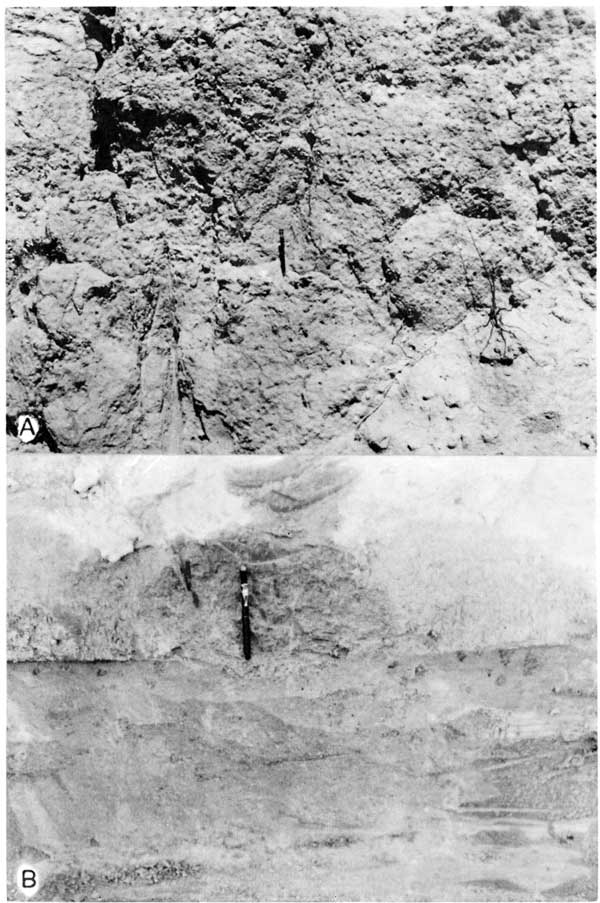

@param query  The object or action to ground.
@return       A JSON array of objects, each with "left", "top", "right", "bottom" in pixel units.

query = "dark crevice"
[
  {"left": 190, "top": 160, "right": 216, "bottom": 193},
  {"left": 109, "top": 192, "right": 125, "bottom": 226},
  {"left": 348, "top": 188, "right": 372, "bottom": 206},
  {"left": 180, "top": 558, "right": 192, "bottom": 591},
  {"left": 189, "top": 398, "right": 214, "bottom": 441},
  {"left": 175, "top": 363, "right": 213, "bottom": 442},
  {"left": 22, "top": 234, "right": 68, "bottom": 263},
  {"left": 381, "top": 256, "right": 400, "bottom": 285},
  {"left": 89, "top": 96, "right": 201, "bottom": 175},
  {"left": 176, "top": 554, "right": 200, "bottom": 608},
  {"left": 536, "top": 196, "right": 552, "bottom": 220},
  {"left": 563, "top": 101, "right": 580, "bottom": 146},
  {"left": 80, "top": 9, "right": 114, "bottom": 54},
  {"left": 549, "top": 226, "right": 574, "bottom": 249},
  {"left": 90, "top": 98, "right": 118, "bottom": 171},
  {"left": 500, "top": 137, "right": 556, "bottom": 162},
  {"left": 6, "top": 415, "right": 18, "bottom": 438},
  {"left": 388, "top": 299, "right": 423, "bottom": 328},
  {"left": 497, "top": 7, "right": 523, "bottom": 27},
  {"left": 79, "top": 8, "right": 118, "bottom": 73},
  {"left": 342, "top": 246, "right": 365, "bottom": 282}
]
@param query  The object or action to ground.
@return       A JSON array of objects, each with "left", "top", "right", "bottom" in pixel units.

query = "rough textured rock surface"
[
  {"left": 7, "top": 457, "right": 597, "bottom": 900},
  {"left": 5, "top": 7, "right": 596, "bottom": 454}
]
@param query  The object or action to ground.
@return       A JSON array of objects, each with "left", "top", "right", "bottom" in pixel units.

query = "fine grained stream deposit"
[
  {"left": 7, "top": 456, "right": 597, "bottom": 900},
  {"left": 5, "top": 6, "right": 596, "bottom": 453}
]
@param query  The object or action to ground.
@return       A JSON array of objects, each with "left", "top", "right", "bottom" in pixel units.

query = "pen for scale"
[
  {"left": 239, "top": 565, "right": 251, "bottom": 661},
  {"left": 211, "top": 541, "right": 311, "bottom": 662},
  {"left": 179, "top": 540, "right": 317, "bottom": 661}
]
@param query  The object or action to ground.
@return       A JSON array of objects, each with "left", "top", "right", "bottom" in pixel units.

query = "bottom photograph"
[{"left": 6, "top": 455, "right": 597, "bottom": 902}]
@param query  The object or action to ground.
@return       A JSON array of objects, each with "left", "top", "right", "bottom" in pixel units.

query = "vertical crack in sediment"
[{"left": 80, "top": 9, "right": 119, "bottom": 168}]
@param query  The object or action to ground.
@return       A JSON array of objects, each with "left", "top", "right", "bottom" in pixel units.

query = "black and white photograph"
[
  {"left": 5, "top": 5, "right": 595, "bottom": 454},
  {"left": 6, "top": 456, "right": 596, "bottom": 900},
  {"left": 3, "top": 4, "right": 597, "bottom": 903}
]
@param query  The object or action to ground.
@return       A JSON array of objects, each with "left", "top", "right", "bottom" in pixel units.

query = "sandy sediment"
[{"left": 6, "top": 457, "right": 596, "bottom": 900}]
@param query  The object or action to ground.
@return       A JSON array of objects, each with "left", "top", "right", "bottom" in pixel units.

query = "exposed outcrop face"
[
  {"left": 7, "top": 456, "right": 595, "bottom": 662},
  {"left": 5, "top": 7, "right": 596, "bottom": 454},
  {"left": 7, "top": 457, "right": 597, "bottom": 900}
]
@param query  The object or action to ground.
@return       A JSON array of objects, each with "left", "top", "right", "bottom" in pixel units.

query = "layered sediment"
[{"left": 7, "top": 457, "right": 597, "bottom": 900}]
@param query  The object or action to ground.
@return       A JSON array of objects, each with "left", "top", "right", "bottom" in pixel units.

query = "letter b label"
[
  {"left": 22, "top": 870, "right": 36, "bottom": 888},
  {"left": 19, "top": 867, "right": 38, "bottom": 897}
]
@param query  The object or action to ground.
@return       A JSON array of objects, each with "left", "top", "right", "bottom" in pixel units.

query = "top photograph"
[{"left": 5, "top": 5, "right": 595, "bottom": 455}]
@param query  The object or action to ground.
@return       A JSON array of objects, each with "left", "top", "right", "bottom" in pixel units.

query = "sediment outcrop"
[
  {"left": 7, "top": 457, "right": 597, "bottom": 900},
  {"left": 5, "top": 7, "right": 596, "bottom": 453}
]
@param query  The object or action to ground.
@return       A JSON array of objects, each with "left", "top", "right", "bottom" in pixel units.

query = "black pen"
[{"left": 240, "top": 565, "right": 251, "bottom": 660}]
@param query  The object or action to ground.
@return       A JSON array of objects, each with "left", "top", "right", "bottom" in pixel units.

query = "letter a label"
[{"left": 17, "top": 414, "right": 40, "bottom": 444}]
